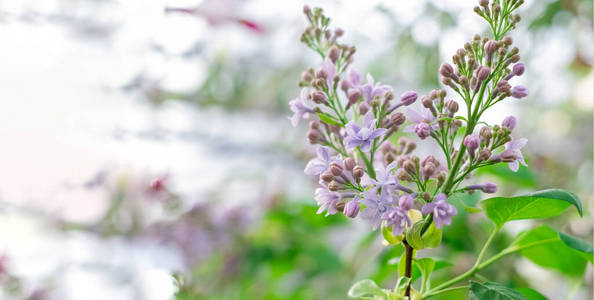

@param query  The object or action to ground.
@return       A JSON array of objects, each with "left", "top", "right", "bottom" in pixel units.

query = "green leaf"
[
  {"left": 450, "top": 193, "right": 483, "bottom": 213},
  {"left": 394, "top": 276, "right": 411, "bottom": 295},
  {"left": 421, "top": 222, "right": 442, "bottom": 248},
  {"left": 469, "top": 281, "right": 527, "bottom": 300},
  {"left": 382, "top": 221, "right": 404, "bottom": 245},
  {"left": 481, "top": 189, "right": 583, "bottom": 227},
  {"left": 405, "top": 221, "right": 426, "bottom": 250},
  {"left": 414, "top": 258, "right": 435, "bottom": 292},
  {"left": 405, "top": 219, "right": 443, "bottom": 250},
  {"left": 516, "top": 288, "right": 548, "bottom": 300},
  {"left": 348, "top": 279, "right": 389, "bottom": 299},
  {"left": 510, "top": 225, "right": 588, "bottom": 277},
  {"left": 317, "top": 112, "right": 343, "bottom": 126},
  {"left": 559, "top": 232, "right": 594, "bottom": 263}
]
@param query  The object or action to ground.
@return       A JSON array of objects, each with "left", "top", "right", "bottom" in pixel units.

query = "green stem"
[
  {"left": 357, "top": 148, "right": 376, "bottom": 179},
  {"left": 424, "top": 285, "right": 469, "bottom": 298},
  {"left": 423, "top": 237, "right": 559, "bottom": 298}
]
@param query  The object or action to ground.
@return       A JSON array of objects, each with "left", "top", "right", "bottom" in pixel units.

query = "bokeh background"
[{"left": 0, "top": 0, "right": 591, "bottom": 299}]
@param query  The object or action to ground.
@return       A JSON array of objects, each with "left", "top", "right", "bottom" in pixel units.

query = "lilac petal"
[
  {"left": 363, "top": 111, "right": 375, "bottom": 128},
  {"left": 369, "top": 128, "right": 387, "bottom": 140},
  {"left": 317, "top": 146, "right": 330, "bottom": 162},
  {"left": 509, "top": 138, "right": 527, "bottom": 150},
  {"left": 299, "top": 87, "right": 309, "bottom": 100},
  {"left": 508, "top": 160, "right": 519, "bottom": 172},
  {"left": 304, "top": 159, "right": 326, "bottom": 176},
  {"left": 422, "top": 203, "right": 436, "bottom": 215},
  {"left": 406, "top": 107, "right": 424, "bottom": 123},
  {"left": 360, "top": 140, "right": 372, "bottom": 152},
  {"left": 290, "top": 113, "right": 301, "bottom": 127},
  {"left": 346, "top": 122, "right": 361, "bottom": 136},
  {"left": 345, "top": 137, "right": 362, "bottom": 150},
  {"left": 349, "top": 69, "right": 361, "bottom": 86},
  {"left": 366, "top": 73, "right": 375, "bottom": 85},
  {"left": 434, "top": 193, "right": 447, "bottom": 202},
  {"left": 403, "top": 124, "right": 415, "bottom": 133}
]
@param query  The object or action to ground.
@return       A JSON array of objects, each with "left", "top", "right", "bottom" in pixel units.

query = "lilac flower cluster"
[{"left": 291, "top": 4, "right": 529, "bottom": 242}]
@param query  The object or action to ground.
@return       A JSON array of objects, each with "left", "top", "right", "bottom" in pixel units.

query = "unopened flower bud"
[
  {"left": 341, "top": 79, "right": 352, "bottom": 92},
  {"left": 329, "top": 162, "right": 343, "bottom": 176},
  {"left": 307, "top": 129, "right": 322, "bottom": 144},
  {"left": 501, "top": 116, "right": 517, "bottom": 130},
  {"left": 422, "top": 192, "right": 431, "bottom": 201},
  {"left": 328, "top": 180, "right": 340, "bottom": 191},
  {"left": 391, "top": 112, "right": 406, "bottom": 126},
  {"left": 309, "top": 120, "right": 319, "bottom": 130},
  {"left": 414, "top": 123, "right": 431, "bottom": 139},
  {"left": 353, "top": 166, "right": 364, "bottom": 180},
  {"left": 399, "top": 194, "right": 414, "bottom": 211},
  {"left": 446, "top": 100, "right": 459, "bottom": 114},
  {"left": 476, "top": 65, "right": 490, "bottom": 81},
  {"left": 479, "top": 0, "right": 489, "bottom": 6},
  {"left": 422, "top": 96, "right": 433, "bottom": 108},
  {"left": 335, "top": 28, "right": 344, "bottom": 37},
  {"left": 359, "top": 102, "right": 370, "bottom": 114},
  {"left": 316, "top": 67, "right": 329, "bottom": 80},
  {"left": 512, "top": 63, "right": 525, "bottom": 76},
  {"left": 484, "top": 40, "right": 497, "bottom": 56},
  {"left": 423, "top": 163, "right": 436, "bottom": 179},
  {"left": 437, "top": 172, "right": 446, "bottom": 186},
  {"left": 344, "top": 198, "right": 360, "bottom": 218},
  {"left": 502, "top": 36, "right": 513, "bottom": 45},
  {"left": 395, "top": 169, "right": 408, "bottom": 181},
  {"left": 404, "top": 160, "right": 417, "bottom": 175},
  {"left": 500, "top": 149, "right": 518, "bottom": 162},
  {"left": 344, "top": 157, "right": 356, "bottom": 171},
  {"left": 321, "top": 171, "right": 334, "bottom": 182},
  {"left": 312, "top": 91, "right": 327, "bottom": 104},
  {"left": 347, "top": 88, "right": 361, "bottom": 104},
  {"left": 301, "top": 71, "right": 313, "bottom": 83},
  {"left": 482, "top": 182, "right": 498, "bottom": 193},
  {"left": 511, "top": 86, "right": 528, "bottom": 99},
  {"left": 479, "top": 148, "right": 491, "bottom": 161},
  {"left": 328, "top": 46, "right": 340, "bottom": 63},
  {"left": 379, "top": 141, "right": 394, "bottom": 153},
  {"left": 440, "top": 63, "right": 455, "bottom": 78},
  {"left": 464, "top": 134, "right": 480, "bottom": 153}
]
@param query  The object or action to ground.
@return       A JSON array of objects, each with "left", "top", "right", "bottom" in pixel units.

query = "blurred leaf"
[
  {"left": 348, "top": 279, "right": 388, "bottom": 299},
  {"left": 469, "top": 281, "right": 527, "bottom": 300},
  {"left": 516, "top": 288, "right": 548, "bottom": 300},
  {"left": 481, "top": 189, "right": 583, "bottom": 228},
  {"left": 510, "top": 225, "right": 588, "bottom": 277},
  {"left": 422, "top": 222, "right": 442, "bottom": 248},
  {"left": 559, "top": 232, "right": 594, "bottom": 263},
  {"left": 476, "top": 164, "right": 537, "bottom": 188}
]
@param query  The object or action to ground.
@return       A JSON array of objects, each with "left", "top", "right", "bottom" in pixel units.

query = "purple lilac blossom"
[
  {"left": 422, "top": 193, "right": 458, "bottom": 228},
  {"left": 370, "top": 161, "right": 398, "bottom": 187},
  {"left": 404, "top": 107, "right": 438, "bottom": 139},
  {"left": 304, "top": 146, "right": 342, "bottom": 176},
  {"left": 503, "top": 138, "right": 528, "bottom": 172},
  {"left": 288, "top": 88, "right": 314, "bottom": 126},
  {"left": 344, "top": 111, "right": 387, "bottom": 152},
  {"left": 466, "top": 182, "right": 498, "bottom": 193},
  {"left": 314, "top": 187, "right": 342, "bottom": 216},
  {"left": 360, "top": 189, "right": 394, "bottom": 229},
  {"left": 383, "top": 207, "right": 412, "bottom": 236},
  {"left": 360, "top": 74, "right": 392, "bottom": 103}
]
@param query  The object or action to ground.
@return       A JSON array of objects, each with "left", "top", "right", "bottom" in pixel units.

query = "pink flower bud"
[
  {"left": 400, "top": 91, "right": 418, "bottom": 105},
  {"left": 347, "top": 88, "right": 361, "bottom": 104},
  {"left": 512, "top": 63, "right": 525, "bottom": 76},
  {"left": 398, "top": 194, "right": 414, "bottom": 211},
  {"left": 344, "top": 157, "right": 356, "bottom": 171},
  {"left": 344, "top": 198, "right": 360, "bottom": 218},
  {"left": 511, "top": 86, "right": 528, "bottom": 99},
  {"left": 501, "top": 116, "right": 517, "bottom": 130}
]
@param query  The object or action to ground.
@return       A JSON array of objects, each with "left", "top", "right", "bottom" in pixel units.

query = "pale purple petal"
[
  {"left": 508, "top": 160, "right": 519, "bottom": 172},
  {"left": 360, "top": 140, "right": 372, "bottom": 152},
  {"left": 363, "top": 111, "right": 375, "bottom": 128},
  {"left": 369, "top": 128, "right": 387, "bottom": 140},
  {"left": 406, "top": 107, "right": 424, "bottom": 123}
]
